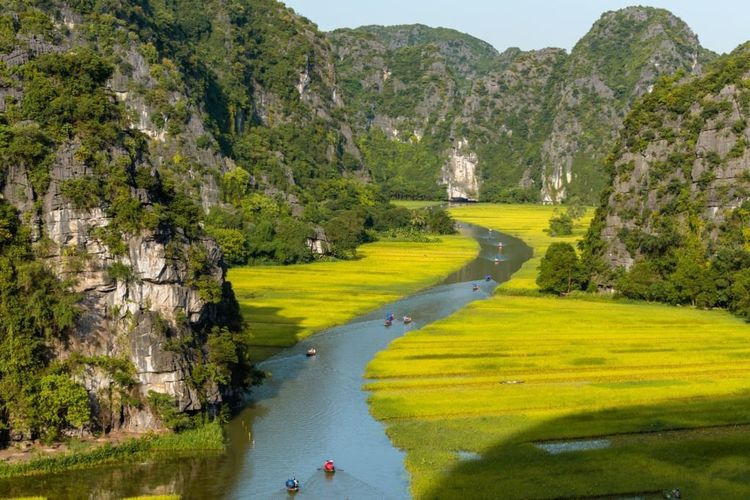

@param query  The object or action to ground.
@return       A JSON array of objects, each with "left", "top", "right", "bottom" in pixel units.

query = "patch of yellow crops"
[
  {"left": 366, "top": 203, "right": 750, "bottom": 499},
  {"left": 228, "top": 235, "right": 477, "bottom": 359},
  {"left": 448, "top": 203, "right": 592, "bottom": 290}
]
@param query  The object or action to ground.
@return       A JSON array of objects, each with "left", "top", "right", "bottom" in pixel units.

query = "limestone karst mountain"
[
  {"left": 0, "top": 0, "right": 366, "bottom": 439},
  {"left": 581, "top": 43, "right": 750, "bottom": 314},
  {"left": 329, "top": 7, "right": 715, "bottom": 203}
]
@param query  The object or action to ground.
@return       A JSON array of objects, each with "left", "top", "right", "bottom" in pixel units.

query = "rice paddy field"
[
  {"left": 366, "top": 203, "right": 750, "bottom": 499},
  {"left": 228, "top": 235, "right": 478, "bottom": 361},
  {"left": 449, "top": 203, "right": 593, "bottom": 290}
]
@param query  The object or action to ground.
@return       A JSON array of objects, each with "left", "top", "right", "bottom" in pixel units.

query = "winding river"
[{"left": 1, "top": 224, "right": 531, "bottom": 499}]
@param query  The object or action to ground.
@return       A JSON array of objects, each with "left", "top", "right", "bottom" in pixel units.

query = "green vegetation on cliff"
[
  {"left": 581, "top": 44, "right": 750, "bottom": 319},
  {"left": 329, "top": 8, "right": 714, "bottom": 203}
]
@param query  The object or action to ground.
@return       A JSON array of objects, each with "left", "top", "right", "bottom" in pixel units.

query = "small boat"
[
  {"left": 285, "top": 478, "right": 300, "bottom": 493},
  {"left": 323, "top": 460, "right": 336, "bottom": 474},
  {"left": 493, "top": 257, "right": 500, "bottom": 263},
  {"left": 402, "top": 316, "right": 413, "bottom": 324},
  {"left": 385, "top": 319, "right": 393, "bottom": 327},
  {"left": 472, "top": 284, "right": 479, "bottom": 291},
  {"left": 497, "top": 242, "right": 504, "bottom": 249},
  {"left": 306, "top": 347, "right": 317, "bottom": 357}
]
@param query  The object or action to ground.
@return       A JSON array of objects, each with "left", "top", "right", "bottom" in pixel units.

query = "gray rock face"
[
  {"left": 2, "top": 143, "right": 226, "bottom": 430},
  {"left": 589, "top": 59, "right": 750, "bottom": 281}
]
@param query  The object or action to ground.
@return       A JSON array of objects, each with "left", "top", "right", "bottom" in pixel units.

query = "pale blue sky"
[{"left": 283, "top": 1, "right": 748, "bottom": 55}]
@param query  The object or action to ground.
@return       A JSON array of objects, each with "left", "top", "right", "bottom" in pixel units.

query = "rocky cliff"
[
  {"left": 582, "top": 44, "right": 750, "bottom": 309},
  {"left": 329, "top": 7, "right": 715, "bottom": 203},
  {"left": 0, "top": 0, "right": 359, "bottom": 438}
]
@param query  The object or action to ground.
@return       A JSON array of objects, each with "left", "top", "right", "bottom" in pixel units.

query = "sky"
[{"left": 282, "top": 0, "right": 749, "bottom": 55}]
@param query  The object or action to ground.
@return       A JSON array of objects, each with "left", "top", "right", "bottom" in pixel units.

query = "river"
[{"left": 1, "top": 224, "right": 531, "bottom": 499}]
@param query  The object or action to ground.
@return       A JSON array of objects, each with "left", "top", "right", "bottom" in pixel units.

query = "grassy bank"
[
  {"left": 229, "top": 235, "right": 478, "bottom": 361},
  {"left": 366, "top": 204, "right": 750, "bottom": 498},
  {"left": 0, "top": 422, "right": 224, "bottom": 479}
]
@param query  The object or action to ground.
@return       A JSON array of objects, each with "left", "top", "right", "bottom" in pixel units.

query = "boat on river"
[
  {"left": 306, "top": 347, "right": 317, "bottom": 357},
  {"left": 385, "top": 319, "right": 392, "bottom": 327},
  {"left": 285, "top": 478, "right": 300, "bottom": 493},
  {"left": 472, "top": 284, "right": 479, "bottom": 291},
  {"left": 402, "top": 316, "right": 412, "bottom": 324}
]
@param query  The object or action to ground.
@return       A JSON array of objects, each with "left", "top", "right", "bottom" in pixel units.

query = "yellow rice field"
[
  {"left": 448, "top": 203, "right": 593, "bottom": 290},
  {"left": 228, "top": 235, "right": 478, "bottom": 360},
  {"left": 366, "top": 204, "right": 750, "bottom": 498}
]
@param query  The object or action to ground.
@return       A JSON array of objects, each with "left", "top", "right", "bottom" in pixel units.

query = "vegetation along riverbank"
[
  {"left": 229, "top": 234, "right": 478, "bottom": 361},
  {"left": 0, "top": 421, "right": 224, "bottom": 479},
  {"left": 365, "top": 203, "right": 750, "bottom": 499}
]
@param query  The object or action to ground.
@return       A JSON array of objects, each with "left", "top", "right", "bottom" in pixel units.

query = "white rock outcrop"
[{"left": 442, "top": 138, "right": 480, "bottom": 200}]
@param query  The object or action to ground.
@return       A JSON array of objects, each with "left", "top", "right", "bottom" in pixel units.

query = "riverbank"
[
  {"left": 366, "top": 203, "right": 750, "bottom": 498},
  {"left": 228, "top": 234, "right": 478, "bottom": 361},
  {"left": 0, "top": 421, "right": 224, "bottom": 478}
]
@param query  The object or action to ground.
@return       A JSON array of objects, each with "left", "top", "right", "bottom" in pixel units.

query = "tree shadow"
[{"left": 425, "top": 392, "right": 750, "bottom": 499}]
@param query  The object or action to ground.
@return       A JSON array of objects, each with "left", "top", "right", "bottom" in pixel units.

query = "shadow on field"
[
  {"left": 426, "top": 392, "right": 750, "bottom": 499},
  {"left": 239, "top": 304, "right": 305, "bottom": 361}
]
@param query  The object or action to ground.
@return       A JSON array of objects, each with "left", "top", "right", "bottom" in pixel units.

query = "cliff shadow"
[
  {"left": 238, "top": 303, "right": 305, "bottom": 363},
  {"left": 423, "top": 391, "right": 750, "bottom": 499}
]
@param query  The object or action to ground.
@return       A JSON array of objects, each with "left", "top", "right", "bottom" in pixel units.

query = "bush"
[{"left": 548, "top": 213, "right": 573, "bottom": 236}]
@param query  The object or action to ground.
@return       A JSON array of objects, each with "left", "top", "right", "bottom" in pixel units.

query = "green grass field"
[
  {"left": 391, "top": 200, "right": 445, "bottom": 210},
  {"left": 228, "top": 235, "right": 478, "bottom": 360},
  {"left": 366, "top": 204, "right": 750, "bottom": 498}
]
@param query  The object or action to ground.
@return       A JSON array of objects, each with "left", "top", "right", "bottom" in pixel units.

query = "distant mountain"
[
  {"left": 329, "top": 7, "right": 716, "bottom": 203},
  {"left": 581, "top": 43, "right": 750, "bottom": 315}
]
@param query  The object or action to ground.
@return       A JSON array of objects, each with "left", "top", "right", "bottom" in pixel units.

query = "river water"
[{"left": 1, "top": 224, "right": 531, "bottom": 499}]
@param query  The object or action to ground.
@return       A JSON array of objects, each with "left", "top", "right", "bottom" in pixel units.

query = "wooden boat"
[{"left": 306, "top": 347, "right": 317, "bottom": 357}]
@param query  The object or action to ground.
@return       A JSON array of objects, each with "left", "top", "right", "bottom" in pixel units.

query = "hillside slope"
[
  {"left": 0, "top": 0, "right": 365, "bottom": 441},
  {"left": 582, "top": 44, "right": 750, "bottom": 314},
  {"left": 329, "top": 7, "right": 714, "bottom": 203}
]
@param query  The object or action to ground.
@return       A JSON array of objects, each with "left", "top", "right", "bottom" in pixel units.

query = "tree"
[
  {"left": 35, "top": 374, "right": 91, "bottom": 440},
  {"left": 730, "top": 269, "right": 750, "bottom": 319},
  {"left": 537, "top": 242, "right": 584, "bottom": 295},
  {"left": 548, "top": 212, "right": 573, "bottom": 236}
]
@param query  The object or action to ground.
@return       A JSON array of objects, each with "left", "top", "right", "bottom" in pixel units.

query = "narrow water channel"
[{"left": 1, "top": 224, "right": 531, "bottom": 499}]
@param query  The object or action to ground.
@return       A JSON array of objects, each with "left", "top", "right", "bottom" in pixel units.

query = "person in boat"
[
  {"left": 306, "top": 347, "right": 317, "bottom": 357},
  {"left": 324, "top": 459, "right": 335, "bottom": 472},
  {"left": 286, "top": 477, "right": 299, "bottom": 491},
  {"left": 403, "top": 315, "right": 412, "bottom": 323},
  {"left": 385, "top": 318, "right": 392, "bottom": 327},
  {"left": 472, "top": 283, "right": 479, "bottom": 291},
  {"left": 485, "top": 274, "right": 492, "bottom": 281},
  {"left": 386, "top": 311, "right": 394, "bottom": 321}
]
